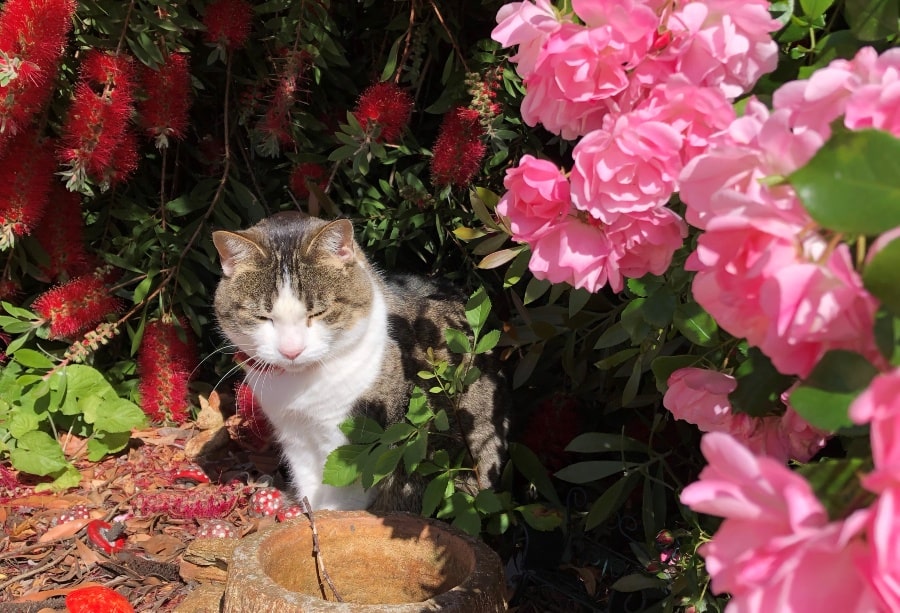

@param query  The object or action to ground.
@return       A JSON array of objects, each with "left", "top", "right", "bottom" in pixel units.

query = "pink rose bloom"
[
  {"left": 570, "top": 114, "right": 683, "bottom": 223},
  {"left": 687, "top": 215, "right": 802, "bottom": 353},
  {"left": 850, "top": 368, "right": 900, "bottom": 494},
  {"left": 635, "top": 77, "right": 736, "bottom": 163},
  {"left": 526, "top": 206, "right": 684, "bottom": 293},
  {"left": 679, "top": 99, "right": 825, "bottom": 230},
  {"left": 778, "top": 405, "right": 829, "bottom": 463},
  {"left": 665, "top": 368, "right": 828, "bottom": 462},
  {"left": 527, "top": 214, "right": 615, "bottom": 292},
  {"left": 665, "top": 0, "right": 780, "bottom": 98},
  {"left": 664, "top": 367, "right": 737, "bottom": 431},
  {"left": 856, "top": 488, "right": 900, "bottom": 612},
  {"left": 496, "top": 155, "right": 571, "bottom": 243},
  {"left": 571, "top": 0, "right": 660, "bottom": 51},
  {"left": 773, "top": 59, "right": 859, "bottom": 135},
  {"left": 491, "top": 0, "right": 565, "bottom": 78},
  {"left": 682, "top": 433, "right": 876, "bottom": 612},
  {"left": 845, "top": 78, "right": 900, "bottom": 136},
  {"left": 612, "top": 207, "right": 686, "bottom": 280},
  {"left": 520, "top": 23, "right": 634, "bottom": 139}
]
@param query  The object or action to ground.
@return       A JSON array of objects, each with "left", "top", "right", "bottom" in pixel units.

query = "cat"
[{"left": 212, "top": 212, "right": 509, "bottom": 512}]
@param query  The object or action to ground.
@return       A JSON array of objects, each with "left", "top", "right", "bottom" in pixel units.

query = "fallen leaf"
[
  {"left": 74, "top": 536, "right": 106, "bottom": 566},
  {"left": 12, "top": 581, "right": 106, "bottom": 602},
  {"left": 38, "top": 517, "right": 92, "bottom": 542},
  {"left": 140, "top": 534, "right": 186, "bottom": 558},
  {"left": 184, "top": 426, "right": 230, "bottom": 460}
]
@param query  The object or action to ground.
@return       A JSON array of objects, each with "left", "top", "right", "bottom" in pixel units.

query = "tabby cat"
[{"left": 212, "top": 212, "right": 509, "bottom": 512}]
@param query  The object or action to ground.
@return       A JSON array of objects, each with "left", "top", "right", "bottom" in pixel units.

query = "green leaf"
[
  {"left": 432, "top": 409, "right": 450, "bottom": 432},
  {"left": 369, "top": 445, "right": 403, "bottom": 486},
  {"left": 796, "top": 457, "right": 875, "bottom": 520},
  {"left": 516, "top": 503, "right": 563, "bottom": 531},
  {"left": 322, "top": 444, "right": 370, "bottom": 487},
  {"left": 87, "top": 431, "right": 132, "bottom": 461},
  {"left": 844, "top": 0, "right": 899, "bottom": 40},
  {"left": 554, "top": 460, "right": 630, "bottom": 484},
  {"left": 864, "top": 236, "right": 900, "bottom": 316},
  {"left": 611, "top": 573, "right": 668, "bottom": 593},
  {"left": 508, "top": 442, "right": 562, "bottom": 507},
  {"left": 474, "top": 330, "right": 500, "bottom": 354},
  {"left": 65, "top": 365, "right": 116, "bottom": 400},
  {"left": 379, "top": 36, "right": 403, "bottom": 81},
  {"left": 380, "top": 422, "right": 415, "bottom": 444},
  {"left": 403, "top": 430, "right": 428, "bottom": 472},
  {"left": 641, "top": 286, "right": 675, "bottom": 328},
  {"left": 405, "top": 387, "right": 433, "bottom": 426},
  {"left": 790, "top": 350, "right": 879, "bottom": 431},
  {"left": 9, "top": 431, "right": 68, "bottom": 476},
  {"left": 444, "top": 328, "right": 471, "bottom": 354},
  {"left": 465, "top": 287, "right": 492, "bottom": 337},
  {"left": 789, "top": 129, "right": 900, "bottom": 234},
  {"left": 474, "top": 489, "right": 504, "bottom": 514},
  {"left": 585, "top": 473, "right": 640, "bottom": 530},
  {"left": 12, "top": 349, "right": 54, "bottom": 369},
  {"left": 800, "top": 0, "right": 833, "bottom": 18},
  {"left": 83, "top": 398, "right": 147, "bottom": 433},
  {"left": 421, "top": 472, "right": 451, "bottom": 517},
  {"left": 451, "top": 494, "right": 482, "bottom": 536},
  {"left": 565, "top": 432, "right": 647, "bottom": 454},
  {"left": 730, "top": 348, "right": 794, "bottom": 417},
  {"left": 594, "top": 323, "right": 630, "bottom": 349},
  {"left": 673, "top": 302, "right": 719, "bottom": 347},
  {"left": 34, "top": 464, "right": 82, "bottom": 492},
  {"left": 339, "top": 415, "right": 384, "bottom": 444}
]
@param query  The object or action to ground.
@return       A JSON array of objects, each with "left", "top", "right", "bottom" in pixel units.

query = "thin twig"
[
  {"left": 0, "top": 543, "right": 77, "bottom": 592},
  {"left": 300, "top": 496, "right": 342, "bottom": 602},
  {"left": 429, "top": 0, "right": 469, "bottom": 73}
]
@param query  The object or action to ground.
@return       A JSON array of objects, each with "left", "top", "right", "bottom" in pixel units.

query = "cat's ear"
[
  {"left": 307, "top": 219, "right": 355, "bottom": 264},
  {"left": 212, "top": 231, "right": 267, "bottom": 277}
]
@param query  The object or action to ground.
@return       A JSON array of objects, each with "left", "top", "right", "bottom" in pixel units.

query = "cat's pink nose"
[{"left": 279, "top": 346, "right": 304, "bottom": 360}]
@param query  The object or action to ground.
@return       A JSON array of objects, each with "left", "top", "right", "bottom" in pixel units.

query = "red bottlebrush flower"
[
  {"left": 32, "top": 273, "right": 122, "bottom": 339},
  {"left": 0, "top": 279, "right": 19, "bottom": 302},
  {"left": 430, "top": 106, "right": 487, "bottom": 189},
  {"left": 33, "top": 183, "right": 90, "bottom": 280},
  {"left": 255, "top": 51, "right": 309, "bottom": 156},
  {"left": 520, "top": 393, "right": 582, "bottom": 472},
  {"left": 353, "top": 81, "right": 413, "bottom": 143},
  {"left": 0, "top": 130, "right": 55, "bottom": 248},
  {"left": 0, "top": 0, "right": 76, "bottom": 153},
  {"left": 138, "top": 53, "right": 191, "bottom": 148},
  {"left": 59, "top": 51, "right": 137, "bottom": 190},
  {"left": 137, "top": 319, "right": 197, "bottom": 423},
  {"left": 288, "top": 162, "right": 327, "bottom": 200},
  {"left": 203, "top": 0, "right": 253, "bottom": 51}
]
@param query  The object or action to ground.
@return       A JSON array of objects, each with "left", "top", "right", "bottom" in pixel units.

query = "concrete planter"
[{"left": 222, "top": 510, "right": 506, "bottom": 612}]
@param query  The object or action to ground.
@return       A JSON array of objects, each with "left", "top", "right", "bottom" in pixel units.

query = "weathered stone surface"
[
  {"left": 223, "top": 510, "right": 506, "bottom": 612},
  {"left": 179, "top": 537, "right": 239, "bottom": 584},
  {"left": 174, "top": 581, "right": 226, "bottom": 613}
]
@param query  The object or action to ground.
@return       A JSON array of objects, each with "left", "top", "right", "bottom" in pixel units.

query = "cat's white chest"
[{"left": 248, "top": 291, "right": 388, "bottom": 510}]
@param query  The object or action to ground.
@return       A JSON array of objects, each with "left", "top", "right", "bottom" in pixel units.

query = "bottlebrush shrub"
[
  {"left": 0, "top": 0, "right": 75, "bottom": 154},
  {"left": 137, "top": 53, "right": 192, "bottom": 149},
  {"left": 32, "top": 272, "right": 121, "bottom": 340},
  {"left": 353, "top": 81, "right": 414, "bottom": 144}
]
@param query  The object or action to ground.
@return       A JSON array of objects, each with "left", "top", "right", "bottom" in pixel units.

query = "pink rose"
[
  {"left": 520, "top": 23, "right": 634, "bottom": 139},
  {"left": 778, "top": 406, "right": 829, "bottom": 463},
  {"left": 570, "top": 114, "right": 683, "bottom": 223},
  {"left": 856, "top": 488, "right": 900, "bottom": 612},
  {"left": 571, "top": 0, "right": 660, "bottom": 51},
  {"left": 491, "top": 0, "right": 565, "bottom": 78},
  {"left": 665, "top": 0, "right": 780, "bottom": 98},
  {"left": 613, "top": 207, "right": 686, "bottom": 279},
  {"left": 679, "top": 99, "right": 825, "bottom": 230},
  {"left": 496, "top": 154, "right": 572, "bottom": 243},
  {"left": 850, "top": 368, "right": 900, "bottom": 494},
  {"left": 681, "top": 433, "right": 876, "bottom": 611},
  {"left": 664, "top": 367, "right": 737, "bottom": 431},
  {"left": 527, "top": 214, "right": 615, "bottom": 292}
]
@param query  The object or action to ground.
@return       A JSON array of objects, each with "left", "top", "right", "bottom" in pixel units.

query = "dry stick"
[
  {"left": 300, "top": 496, "right": 342, "bottom": 603},
  {"left": 394, "top": 1, "right": 417, "bottom": 85},
  {"left": 0, "top": 543, "right": 77, "bottom": 592},
  {"left": 429, "top": 0, "right": 469, "bottom": 73}
]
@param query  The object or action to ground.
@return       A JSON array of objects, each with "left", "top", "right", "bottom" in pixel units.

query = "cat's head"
[{"left": 212, "top": 213, "right": 376, "bottom": 372}]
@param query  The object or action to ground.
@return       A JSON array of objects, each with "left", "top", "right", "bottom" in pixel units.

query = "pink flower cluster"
[
  {"left": 492, "top": 0, "right": 779, "bottom": 292},
  {"left": 682, "top": 368, "right": 900, "bottom": 612},
  {"left": 663, "top": 367, "right": 828, "bottom": 462},
  {"left": 679, "top": 47, "right": 900, "bottom": 377}
]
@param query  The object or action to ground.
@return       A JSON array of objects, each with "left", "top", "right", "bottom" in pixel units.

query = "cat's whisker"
[{"left": 192, "top": 343, "right": 239, "bottom": 380}]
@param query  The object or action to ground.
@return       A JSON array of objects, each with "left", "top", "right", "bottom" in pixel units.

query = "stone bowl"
[{"left": 222, "top": 510, "right": 506, "bottom": 612}]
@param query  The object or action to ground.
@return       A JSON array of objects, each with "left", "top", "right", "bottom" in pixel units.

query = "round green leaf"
[
  {"left": 864, "top": 236, "right": 900, "bottom": 316},
  {"left": 789, "top": 129, "right": 900, "bottom": 235}
]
